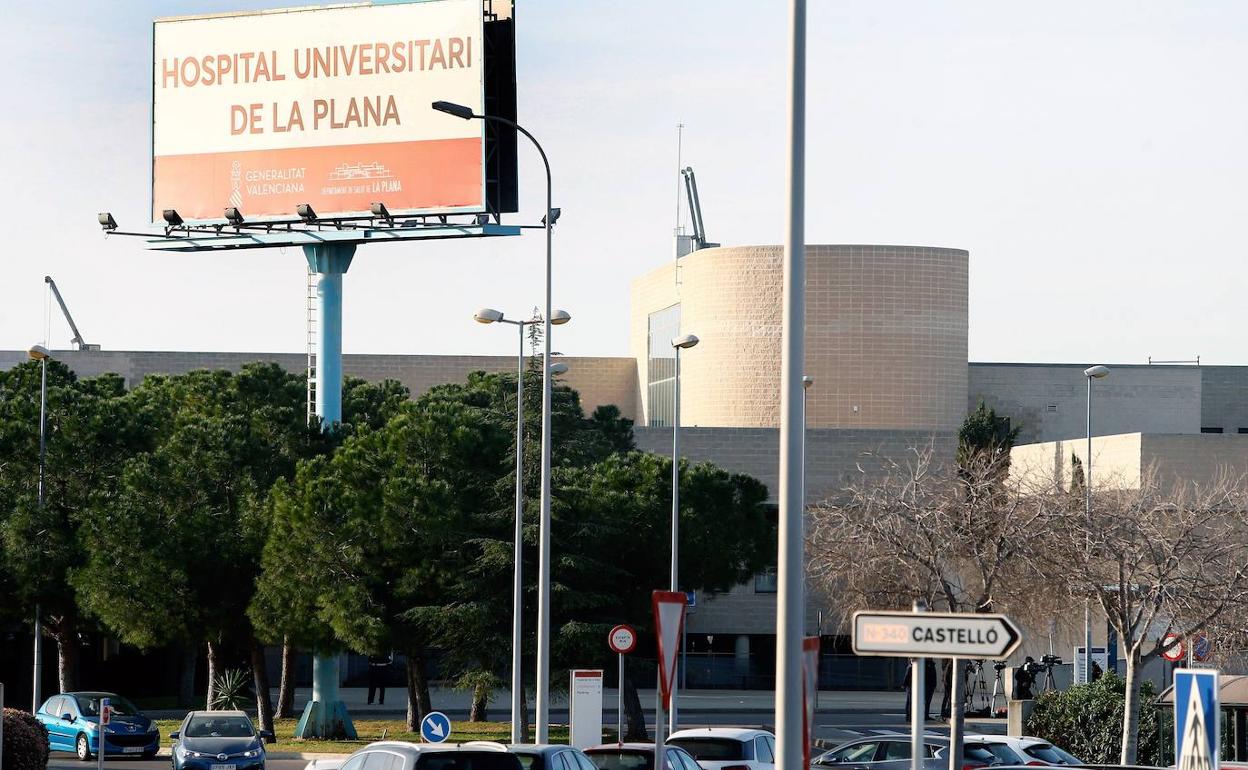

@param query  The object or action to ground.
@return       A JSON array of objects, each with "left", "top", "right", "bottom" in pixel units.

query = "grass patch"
[{"left": 155, "top": 718, "right": 583, "bottom": 755}]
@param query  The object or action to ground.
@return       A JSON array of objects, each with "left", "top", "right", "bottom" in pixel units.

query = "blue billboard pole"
[{"left": 295, "top": 242, "right": 358, "bottom": 740}]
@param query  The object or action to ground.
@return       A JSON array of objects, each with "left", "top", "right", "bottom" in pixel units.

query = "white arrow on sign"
[
  {"left": 428, "top": 721, "right": 444, "bottom": 738},
  {"left": 852, "top": 610, "right": 1023, "bottom": 659}
]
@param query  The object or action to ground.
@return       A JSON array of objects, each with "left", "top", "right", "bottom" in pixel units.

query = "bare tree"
[
  {"left": 807, "top": 446, "right": 1050, "bottom": 623},
  {"left": 1037, "top": 469, "right": 1248, "bottom": 764}
]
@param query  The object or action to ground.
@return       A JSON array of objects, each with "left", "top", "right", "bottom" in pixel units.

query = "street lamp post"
[
  {"left": 668, "top": 333, "right": 698, "bottom": 732},
  {"left": 1083, "top": 365, "right": 1110, "bottom": 684},
  {"left": 436, "top": 94, "right": 560, "bottom": 742},
  {"left": 474, "top": 308, "right": 570, "bottom": 742},
  {"left": 28, "top": 344, "right": 50, "bottom": 711}
]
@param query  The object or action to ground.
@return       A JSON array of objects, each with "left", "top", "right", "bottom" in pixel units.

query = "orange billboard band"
[{"left": 153, "top": 136, "right": 482, "bottom": 221}]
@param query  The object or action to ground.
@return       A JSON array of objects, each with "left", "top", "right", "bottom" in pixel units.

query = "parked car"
[
  {"left": 811, "top": 735, "right": 950, "bottom": 770},
  {"left": 476, "top": 743, "right": 601, "bottom": 770},
  {"left": 667, "top": 727, "right": 776, "bottom": 770},
  {"left": 324, "top": 741, "right": 523, "bottom": 770},
  {"left": 585, "top": 742, "right": 704, "bottom": 770},
  {"left": 170, "top": 711, "right": 274, "bottom": 770},
  {"left": 36, "top": 691, "right": 159, "bottom": 761},
  {"left": 961, "top": 736, "right": 1082, "bottom": 766}
]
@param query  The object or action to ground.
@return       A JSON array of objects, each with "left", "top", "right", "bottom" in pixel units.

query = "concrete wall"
[
  {"left": 1199, "top": 366, "right": 1248, "bottom": 434},
  {"left": 632, "top": 245, "right": 969, "bottom": 432},
  {"left": 1010, "top": 432, "right": 1248, "bottom": 491},
  {"left": 634, "top": 426, "right": 956, "bottom": 504},
  {"left": 0, "top": 349, "right": 640, "bottom": 421},
  {"left": 970, "top": 363, "right": 1201, "bottom": 444}
]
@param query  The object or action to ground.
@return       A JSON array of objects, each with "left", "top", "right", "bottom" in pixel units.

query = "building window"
[
  {"left": 754, "top": 568, "right": 777, "bottom": 593},
  {"left": 1202, "top": 427, "right": 1224, "bottom": 434},
  {"left": 1239, "top": 428, "right": 1248, "bottom": 435},
  {"left": 647, "top": 304, "right": 681, "bottom": 427}
]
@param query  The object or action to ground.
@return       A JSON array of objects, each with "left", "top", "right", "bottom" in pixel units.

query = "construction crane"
[
  {"left": 44, "top": 276, "right": 99, "bottom": 351},
  {"left": 677, "top": 166, "right": 720, "bottom": 257}
]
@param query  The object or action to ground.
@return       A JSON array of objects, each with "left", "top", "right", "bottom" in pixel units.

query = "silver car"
[{"left": 812, "top": 735, "right": 950, "bottom": 770}]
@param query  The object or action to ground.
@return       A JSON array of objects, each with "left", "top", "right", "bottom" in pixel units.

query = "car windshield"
[
  {"left": 185, "top": 716, "right": 256, "bottom": 738},
  {"left": 416, "top": 753, "right": 523, "bottom": 770},
  {"left": 586, "top": 751, "right": 653, "bottom": 770},
  {"left": 1023, "top": 744, "right": 1081, "bottom": 765},
  {"left": 668, "top": 739, "right": 746, "bottom": 761},
  {"left": 76, "top": 695, "right": 141, "bottom": 717}
]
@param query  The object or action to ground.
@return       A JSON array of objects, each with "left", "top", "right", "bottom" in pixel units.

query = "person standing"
[
  {"left": 367, "top": 652, "right": 393, "bottom": 706},
  {"left": 902, "top": 658, "right": 939, "bottom": 719}
]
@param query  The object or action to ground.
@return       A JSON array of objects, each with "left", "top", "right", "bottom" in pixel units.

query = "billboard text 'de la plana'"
[{"left": 152, "top": 0, "right": 485, "bottom": 223}]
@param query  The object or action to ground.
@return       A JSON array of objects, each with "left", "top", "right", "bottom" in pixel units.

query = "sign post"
[
  {"left": 609, "top": 625, "right": 638, "bottom": 743},
  {"left": 1175, "top": 668, "right": 1219, "bottom": 770},
  {"left": 653, "top": 591, "right": 688, "bottom": 770},
  {"left": 570, "top": 670, "right": 604, "bottom": 749},
  {"left": 853, "top": 608, "right": 1023, "bottom": 770},
  {"left": 98, "top": 696, "right": 111, "bottom": 770},
  {"left": 801, "top": 637, "right": 820, "bottom": 770}
]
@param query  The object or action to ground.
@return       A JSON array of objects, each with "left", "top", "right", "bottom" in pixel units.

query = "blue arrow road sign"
[
  {"left": 1175, "top": 668, "right": 1219, "bottom": 770},
  {"left": 420, "top": 711, "right": 452, "bottom": 743}
]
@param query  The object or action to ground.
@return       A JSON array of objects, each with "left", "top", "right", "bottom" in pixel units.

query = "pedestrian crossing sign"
[{"left": 1175, "top": 668, "right": 1219, "bottom": 770}]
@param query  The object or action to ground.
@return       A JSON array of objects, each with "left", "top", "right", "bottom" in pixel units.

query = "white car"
[
  {"left": 961, "top": 736, "right": 1081, "bottom": 766},
  {"left": 666, "top": 728, "right": 776, "bottom": 770}
]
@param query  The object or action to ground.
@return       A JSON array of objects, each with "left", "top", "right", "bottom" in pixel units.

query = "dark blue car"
[
  {"left": 36, "top": 691, "right": 159, "bottom": 760},
  {"left": 171, "top": 711, "right": 272, "bottom": 770}
]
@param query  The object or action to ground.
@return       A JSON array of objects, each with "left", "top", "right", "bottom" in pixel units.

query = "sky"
[{"left": 2, "top": 1, "right": 1247, "bottom": 364}]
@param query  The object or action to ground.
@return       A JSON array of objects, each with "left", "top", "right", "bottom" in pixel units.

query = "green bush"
[
  {"left": 1024, "top": 671, "right": 1171, "bottom": 765},
  {"left": 4, "top": 707, "right": 51, "bottom": 770}
]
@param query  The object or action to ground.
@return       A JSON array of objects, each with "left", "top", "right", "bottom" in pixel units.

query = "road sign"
[
  {"left": 852, "top": 610, "right": 1022, "bottom": 659},
  {"left": 420, "top": 711, "right": 452, "bottom": 743},
  {"left": 1175, "top": 668, "right": 1219, "bottom": 770},
  {"left": 100, "top": 697, "right": 111, "bottom": 726},
  {"left": 609, "top": 625, "right": 637, "bottom": 655},
  {"left": 1195, "top": 634, "right": 1214, "bottom": 663},
  {"left": 570, "top": 670, "right": 604, "bottom": 749},
  {"left": 653, "top": 591, "right": 687, "bottom": 709},
  {"left": 1164, "top": 633, "right": 1186, "bottom": 663},
  {"left": 684, "top": 591, "right": 697, "bottom": 609}
]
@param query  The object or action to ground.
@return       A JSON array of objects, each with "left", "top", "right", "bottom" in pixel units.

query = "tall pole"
[
  {"left": 911, "top": 602, "right": 927, "bottom": 770},
  {"left": 511, "top": 321, "right": 526, "bottom": 743},
  {"left": 775, "top": 3, "right": 807, "bottom": 770},
  {"left": 669, "top": 345, "right": 681, "bottom": 733},
  {"left": 1084, "top": 375, "right": 1092, "bottom": 686},
  {"left": 296, "top": 243, "right": 357, "bottom": 740},
  {"left": 34, "top": 355, "right": 47, "bottom": 712},
  {"left": 534, "top": 131, "right": 555, "bottom": 745}
]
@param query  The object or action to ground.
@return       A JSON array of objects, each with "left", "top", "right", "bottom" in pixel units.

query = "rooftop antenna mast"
[{"left": 44, "top": 276, "right": 99, "bottom": 351}]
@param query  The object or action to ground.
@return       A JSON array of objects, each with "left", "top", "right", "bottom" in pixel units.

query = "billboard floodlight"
[
  {"left": 431, "top": 100, "right": 475, "bottom": 120},
  {"left": 370, "top": 202, "right": 392, "bottom": 221},
  {"left": 297, "top": 204, "right": 318, "bottom": 223},
  {"left": 162, "top": 209, "right": 184, "bottom": 227},
  {"left": 97, "top": 212, "right": 117, "bottom": 231},
  {"left": 224, "top": 207, "right": 245, "bottom": 225},
  {"left": 542, "top": 207, "right": 561, "bottom": 227}
]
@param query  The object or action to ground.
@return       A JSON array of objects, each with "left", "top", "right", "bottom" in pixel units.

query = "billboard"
[{"left": 152, "top": 0, "right": 488, "bottom": 223}]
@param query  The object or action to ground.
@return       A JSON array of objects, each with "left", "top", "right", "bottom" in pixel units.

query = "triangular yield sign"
[{"left": 652, "top": 590, "right": 687, "bottom": 710}]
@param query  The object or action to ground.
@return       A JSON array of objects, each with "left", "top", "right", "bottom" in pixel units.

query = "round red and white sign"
[
  {"left": 609, "top": 624, "right": 637, "bottom": 654},
  {"left": 1162, "top": 633, "right": 1185, "bottom": 662}
]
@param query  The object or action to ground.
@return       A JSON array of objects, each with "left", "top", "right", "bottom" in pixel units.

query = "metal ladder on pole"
[{"left": 306, "top": 266, "right": 317, "bottom": 426}]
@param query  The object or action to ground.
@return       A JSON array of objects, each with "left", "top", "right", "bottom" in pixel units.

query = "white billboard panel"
[{"left": 152, "top": 0, "right": 484, "bottom": 222}]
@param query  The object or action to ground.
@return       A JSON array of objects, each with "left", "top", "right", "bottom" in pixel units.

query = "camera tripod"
[
  {"left": 962, "top": 660, "right": 991, "bottom": 715},
  {"left": 990, "top": 662, "right": 1007, "bottom": 716}
]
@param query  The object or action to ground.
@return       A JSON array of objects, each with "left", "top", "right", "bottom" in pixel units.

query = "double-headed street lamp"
[
  {"left": 1083, "top": 365, "right": 1110, "bottom": 684},
  {"left": 435, "top": 99, "right": 562, "bottom": 741},
  {"left": 474, "top": 307, "right": 570, "bottom": 742},
  {"left": 28, "top": 344, "right": 50, "bottom": 711},
  {"left": 668, "top": 332, "right": 698, "bottom": 732}
]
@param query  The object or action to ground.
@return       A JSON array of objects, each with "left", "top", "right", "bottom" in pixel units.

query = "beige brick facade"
[{"left": 631, "top": 245, "right": 969, "bottom": 431}]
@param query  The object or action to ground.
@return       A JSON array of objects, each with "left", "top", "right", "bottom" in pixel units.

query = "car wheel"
[{"left": 76, "top": 733, "right": 92, "bottom": 761}]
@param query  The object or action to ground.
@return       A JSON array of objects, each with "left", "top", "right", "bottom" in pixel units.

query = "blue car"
[
  {"left": 170, "top": 711, "right": 272, "bottom": 770},
  {"left": 36, "top": 691, "right": 160, "bottom": 760}
]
